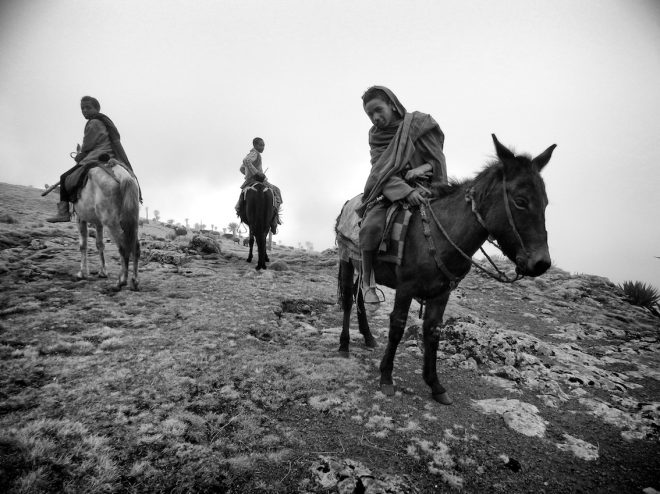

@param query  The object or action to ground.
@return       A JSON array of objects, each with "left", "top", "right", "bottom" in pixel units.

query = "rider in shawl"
[
  {"left": 235, "top": 137, "right": 282, "bottom": 234},
  {"left": 47, "top": 96, "right": 140, "bottom": 222},
  {"left": 358, "top": 86, "right": 448, "bottom": 303}
]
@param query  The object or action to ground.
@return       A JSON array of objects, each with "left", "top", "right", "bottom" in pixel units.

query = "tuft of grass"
[
  {"left": 618, "top": 280, "right": 660, "bottom": 310},
  {"left": 0, "top": 213, "right": 17, "bottom": 223}
]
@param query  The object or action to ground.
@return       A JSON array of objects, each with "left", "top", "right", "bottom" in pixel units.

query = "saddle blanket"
[
  {"left": 335, "top": 193, "right": 413, "bottom": 266},
  {"left": 64, "top": 159, "right": 129, "bottom": 203}
]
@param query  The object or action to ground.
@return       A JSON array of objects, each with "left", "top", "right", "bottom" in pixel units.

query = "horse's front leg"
[
  {"left": 379, "top": 289, "right": 413, "bottom": 396},
  {"left": 338, "top": 260, "right": 354, "bottom": 356},
  {"left": 95, "top": 224, "right": 107, "bottom": 278},
  {"left": 77, "top": 220, "right": 89, "bottom": 280},
  {"left": 423, "top": 290, "right": 453, "bottom": 405},
  {"left": 356, "top": 283, "right": 377, "bottom": 349}
]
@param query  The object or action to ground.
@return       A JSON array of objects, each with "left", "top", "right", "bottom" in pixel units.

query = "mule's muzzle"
[{"left": 516, "top": 252, "right": 551, "bottom": 277}]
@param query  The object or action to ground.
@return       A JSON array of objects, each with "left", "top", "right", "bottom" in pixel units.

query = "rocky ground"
[{"left": 0, "top": 182, "right": 659, "bottom": 493}]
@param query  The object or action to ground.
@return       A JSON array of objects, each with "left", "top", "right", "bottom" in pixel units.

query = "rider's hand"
[
  {"left": 405, "top": 166, "right": 432, "bottom": 181},
  {"left": 406, "top": 189, "right": 425, "bottom": 206}
]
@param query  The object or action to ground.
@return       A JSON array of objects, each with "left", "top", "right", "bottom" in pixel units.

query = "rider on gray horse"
[{"left": 47, "top": 96, "right": 140, "bottom": 223}]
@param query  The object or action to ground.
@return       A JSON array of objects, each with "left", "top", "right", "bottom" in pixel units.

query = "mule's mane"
[{"left": 433, "top": 152, "right": 536, "bottom": 199}]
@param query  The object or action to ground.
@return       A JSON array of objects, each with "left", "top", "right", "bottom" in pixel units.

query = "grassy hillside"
[{"left": 1, "top": 182, "right": 658, "bottom": 493}]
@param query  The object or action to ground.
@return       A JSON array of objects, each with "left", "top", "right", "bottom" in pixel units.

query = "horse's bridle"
[
  {"left": 419, "top": 173, "right": 526, "bottom": 288},
  {"left": 466, "top": 173, "right": 528, "bottom": 256}
]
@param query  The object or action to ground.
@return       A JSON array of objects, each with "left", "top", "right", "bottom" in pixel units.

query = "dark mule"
[
  {"left": 244, "top": 179, "right": 274, "bottom": 270},
  {"left": 336, "top": 135, "right": 556, "bottom": 404},
  {"left": 74, "top": 159, "right": 141, "bottom": 290}
]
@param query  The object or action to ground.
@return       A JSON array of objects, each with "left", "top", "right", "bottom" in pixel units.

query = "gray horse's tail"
[{"left": 119, "top": 173, "right": 140, "bottom": 256}]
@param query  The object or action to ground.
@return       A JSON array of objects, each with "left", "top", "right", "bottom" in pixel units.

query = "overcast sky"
[{"left": 1, "top": 0, "right": 659, "bottom": 289}]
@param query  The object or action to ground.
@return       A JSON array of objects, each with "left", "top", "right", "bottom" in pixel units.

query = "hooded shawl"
[
  {"left": 358, "top": 86, "right": 446, "bottom": 216},
  {"left": 88, "top": 113, "right": 133, "bottom": 171}
]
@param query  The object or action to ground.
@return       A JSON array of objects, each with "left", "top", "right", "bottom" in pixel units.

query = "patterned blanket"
[{"left": 336, "top": 194, "right": 412, "bottom": 265}]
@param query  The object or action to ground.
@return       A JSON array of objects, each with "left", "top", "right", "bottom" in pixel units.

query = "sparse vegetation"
[
  {"left": 0, "top": 213, "right": 17, "bottom": 224},
  {"left": 618, "top": 280, "right": 660, "bottom": 311},
  {"left": 0, "top": 182, "right": 659, "bottom": 492}
]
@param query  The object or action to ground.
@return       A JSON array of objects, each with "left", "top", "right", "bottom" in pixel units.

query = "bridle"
[{"left": 419, "top": 173, "right": 527, "bottom": 289}]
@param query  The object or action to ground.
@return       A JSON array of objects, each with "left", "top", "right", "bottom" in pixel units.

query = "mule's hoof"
[
  {"left": 337, "top": 350, "right": 350, "bottom": 358},
  {"left": 76, "top": 272, "right": 86, "bottom": 280},
  {"left": 380, "top": 384, "right": 396, "bottom": 397},
  {"left": 130, "top": 280, "right": 139, "bottom": 291},
  {"left": 98, "top": 272, "right": 108, "bottom": 279},
  {"left": 364, "top": 336, "right": 378, "bottom": 348},
  {"left": 432, "top": 392, "right": 453, "bottom": 405}
]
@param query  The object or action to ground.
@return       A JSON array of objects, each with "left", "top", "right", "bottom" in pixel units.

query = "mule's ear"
[
  {"left": 532, "top": 144, "right": 557, "bottom": 171},
  {"left": 492, "top": 134, "right": 515, "bottom": 162},
  {"left": 76, "top": 143, "right": 81, "bottom": 152}
]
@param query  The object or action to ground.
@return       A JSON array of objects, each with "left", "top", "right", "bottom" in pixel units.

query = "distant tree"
[
  {"left": 305, "top": 241, "right": 314, "bottom": 252},
  {"left": 185, "top": 218, "right": 189, "bottom": 227},
  {"left": 194, "top": 223, "right": 200, "bottom": 231},
  {"left": 298, "top": 242, "right": 303, "bottom": 250},
  {"left": 167, "top": 219, "right": 174, "bottom": 225},
  {"left": 228, "top": 222, "right": 239, "bottom": 236},
  {"left": 153, "top": 210, "right": 161, "bottom": 222},
  {"left": 200, "top": 223, "right": 206, "bottom": 231}
]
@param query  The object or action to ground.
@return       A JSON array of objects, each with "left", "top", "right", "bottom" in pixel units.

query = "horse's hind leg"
[
  {"left": 264, "top": 234, "right": 270, "bottom": 262},
  {"left": 247, "top": 231, "right": 254, "bottom": 263},
  {"left": 379, "top": 289, "right": 412, "bottom": 396},
  {"left": 77, "top": 220, "right": 89, "bottom": 280},
  {"left": 130, "top": 240, "right": 140, "bottom": 291},
  {"left": 422, "top": 291, "right": 453, "bottom": 405},
  {"left": 256, "top": 233, "right": 267, "bottom": 270},
  {"left": 338, "top": 260, "right": 354, "bottom": 356},
  {"left": 95, "top": 224, "right": 108, "bottom": 278},
  {"left": 116, "top": 240, "right": 129, "bottom": 290}
]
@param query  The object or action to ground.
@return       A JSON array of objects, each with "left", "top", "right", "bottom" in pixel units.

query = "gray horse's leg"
[
  {"left": 77, "top": 220, "right": 89, "bottom": 280},
  {"left": 379, "top": 289, "right": 413, "bottom": 396},
  {"left": 115, "top": 229, "right": 129, "bottom": 290},
  {"left": 95, "top": 224, "right": 107, "bottom": 278},
  {"left": 422, "top": 291, "right": 453, "bottom": 405},
  {"left": 130, "top": 240, "right": 140, "bottom": 291}
]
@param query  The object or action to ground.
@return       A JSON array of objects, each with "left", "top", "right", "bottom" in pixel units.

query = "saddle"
[
  {"left": 237, "top": 180, "right": 276, "bottom": 224},
  {"left": 64, "top": 159, "right": 130, "bottom": 203},
  {"left": 335, "top": 193, "right": 413, "bottom": 266}
]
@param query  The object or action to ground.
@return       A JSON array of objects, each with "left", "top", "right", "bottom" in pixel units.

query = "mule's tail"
[{"left": 119, "top": 174, "right": 140, "bottom": 253}]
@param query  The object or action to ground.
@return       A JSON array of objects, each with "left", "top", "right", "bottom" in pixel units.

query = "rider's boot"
[
  {"left": 46, "top": 201, "right": 71, "bottom": 223},
  {"left": 361, "top": 250, "right": 380, "bottom": 304}
]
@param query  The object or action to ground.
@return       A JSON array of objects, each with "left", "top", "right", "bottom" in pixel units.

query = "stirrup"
[{"left": 362, "top": 286, "right": 385, "bottom": 304}]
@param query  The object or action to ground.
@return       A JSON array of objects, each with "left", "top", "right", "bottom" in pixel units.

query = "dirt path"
[{"left": 1, "top": 183, "right": 658, "bottom": 493}]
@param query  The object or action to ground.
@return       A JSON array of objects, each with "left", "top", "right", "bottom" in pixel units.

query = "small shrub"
[
  {"left": 0, "top": 213, "right": 17, "bottom": 224},
  {"left": 618, "top": 281, "right": 659, "bottom": 309}
]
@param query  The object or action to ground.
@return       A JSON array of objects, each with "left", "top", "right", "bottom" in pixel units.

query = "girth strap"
[{"left": 419, "top": 204, "right": 462, "bottom": 290}]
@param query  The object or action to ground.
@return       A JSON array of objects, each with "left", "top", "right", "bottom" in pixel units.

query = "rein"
[{"left": 419, "top": 174, "right": 526, "bottom": 287}]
